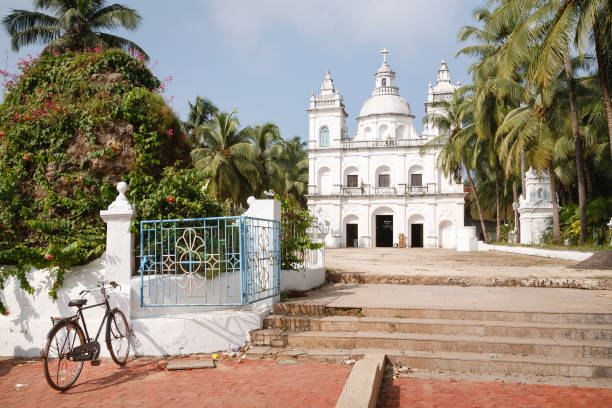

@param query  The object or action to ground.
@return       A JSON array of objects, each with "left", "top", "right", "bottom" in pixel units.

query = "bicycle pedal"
[{"left": 91, "top": 360, "right": 102, "bottom": 366}]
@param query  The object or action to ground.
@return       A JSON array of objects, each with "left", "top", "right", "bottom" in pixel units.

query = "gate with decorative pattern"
[{"left": 139, "top": 216, "right": 280, "bottom": 306}]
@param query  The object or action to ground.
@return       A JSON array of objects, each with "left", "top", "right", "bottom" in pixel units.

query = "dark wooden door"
[
  {"left": 411, "top": 224, "right": 423, "bottom": 247},
  {"left": 376, "top": 215, "right": 393, "bottom": 247},
  {"left": 346, "top": 224, "right": 358, "bottom": 247}
]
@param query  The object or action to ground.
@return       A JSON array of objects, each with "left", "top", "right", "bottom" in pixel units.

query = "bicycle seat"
[{"left": 68, "top": 299, "right": 88, "bottom": 307}]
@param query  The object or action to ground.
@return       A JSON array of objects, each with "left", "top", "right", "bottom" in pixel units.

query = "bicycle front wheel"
[
  {"left": 106, "top": 309, "right": 130, "bottom": 365},
  {"left": 43, "top": 321, "right": 85, "bottom": 391}
]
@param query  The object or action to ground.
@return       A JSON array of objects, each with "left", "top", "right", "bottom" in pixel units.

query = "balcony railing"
[
  {"left": 341, "top": 138, "right": 428, "bottom": 149},
  {"left": 373, "top": 186, "right": 396, "bottom": 195},
  {"left": 340, "top": 186, "right": 363, "bottom": 195},
  {"left": 308, "top": 183, "right": 439, "bottom": 196}
]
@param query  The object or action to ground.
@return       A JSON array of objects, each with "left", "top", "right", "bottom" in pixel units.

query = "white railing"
[{"left": 341, "top": 138, "right": 428, "bottom": 149}]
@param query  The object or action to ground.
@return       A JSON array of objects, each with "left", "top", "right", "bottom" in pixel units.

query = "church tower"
[
  {"left": 307, "top": 69, "right": 348, "bottom": 150},
  {"left": 423, "top": 59, "right": 460, "bottom": 137}
]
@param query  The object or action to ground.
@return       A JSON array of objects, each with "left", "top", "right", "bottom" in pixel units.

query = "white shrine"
[
  {"left": 306, "top": 50, "right": 469, "bottom": 248},
  {"left": 518, "top": 168, "right": 554, "bottom": 244}
]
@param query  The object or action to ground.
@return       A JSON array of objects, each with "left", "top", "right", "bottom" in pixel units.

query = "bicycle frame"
[{"left": 74, "top": 292, "right": 112, "bottom": 344}]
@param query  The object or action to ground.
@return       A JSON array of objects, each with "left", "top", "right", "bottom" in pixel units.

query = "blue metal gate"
[{"left": 139, "top": 216, "right": 280, "bottom": 306}]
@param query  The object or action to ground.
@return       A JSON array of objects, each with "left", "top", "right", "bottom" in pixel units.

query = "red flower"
[
  {"left": 112, "top": 145, "right": 120, "bottom": 152},
  {"left": 0, "top": 132, "right": 4, "bottom": 138},
  {"left": 23, "top": 154, "right": 30, "bottom": 162},
  {"left": 44, "top": 254, "right": 54, "bottom": 261},
  {"left": 166, "top": 196, "right": 176, "bottom": 203},
  {"left": 76, "top": 178, "right": 82, "bottom": 183}
]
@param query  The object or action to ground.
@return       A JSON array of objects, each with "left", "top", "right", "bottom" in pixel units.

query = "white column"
[
  {"left": 100, "top": 182, "right": 135, "bottom": 316},
  {"left": 243, "top": 197, "right": 281, "bottom": 221}
]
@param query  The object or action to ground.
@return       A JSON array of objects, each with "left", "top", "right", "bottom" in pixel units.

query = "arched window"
[
  {"left": 382, "top": 78, "right": 387, "bottom": 86},
  {"left": 319, "top": 126, "right": 330, "bottom": 147}
]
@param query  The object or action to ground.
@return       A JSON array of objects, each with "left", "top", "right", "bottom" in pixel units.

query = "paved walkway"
[
  {"left": 377, "top": 376, "right": 612, "bottom": 407},
  {"left": 326, "top": 248, "right": 612, "bottom": 279},
  {"left": 289, "top": 283, "right": 612, "bottom": 313},
  {"left": 0, "top": 358, "right": 350, "bottom": 408}
]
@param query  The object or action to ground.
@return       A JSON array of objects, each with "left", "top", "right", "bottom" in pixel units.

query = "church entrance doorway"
[
  {"left": 376, "top": 215, "right": 393, "bottom": 247},
  {"left": 411, "top": 224, "right": 423, "bottom": 247},
  {"left": 346, "top": 224, "right": 358, "bottom": 247}
]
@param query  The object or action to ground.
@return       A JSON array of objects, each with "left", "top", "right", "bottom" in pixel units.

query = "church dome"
[
  {"left": 358, "top": 49, "right": 414, "bottom": 118},
  {"left": 359, "top": 94, "right": 412, "bottom": 117}
]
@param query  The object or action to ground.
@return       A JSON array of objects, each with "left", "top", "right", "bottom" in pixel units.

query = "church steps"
[
  {"left": 325, "top": 271, "right": 612, "bottom": 291},
  {"left": 284, "top": 331, "right": 612, "bottom": 359},
  {"left": 252, "top": 299, "right": 612, "bottom": 381},
  {"left": 272, "top": 302, "right": 612, "bottom": 324},
  {"left": 245, "top": 347, "right": 612, "bottom": 379},
  {"left": 263, "top": 314, "right": 612, "bottom": 341}
]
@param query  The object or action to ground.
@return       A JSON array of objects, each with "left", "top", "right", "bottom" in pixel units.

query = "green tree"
[
  {"left": 190, "top": 110, "right": 261, "bottom": 208},
  {"left": 185, "top": 96, "right": 217, "bottom": 135},
  {"left": 277, "top": 137, "right": 309, "bottom": 207},
  {"left": 2, "top": 0, "right": 147, "bottom": 58},
  {"left": 245, "top": 122, "right": 282, "bottom": 198},
  {"left": 421, "top": 89, "right": 490, "bottom": 242}
]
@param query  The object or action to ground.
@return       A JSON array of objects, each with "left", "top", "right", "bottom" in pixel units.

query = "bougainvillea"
[{"left": 0, "top": 48, "right": 222, "bottom": 313}]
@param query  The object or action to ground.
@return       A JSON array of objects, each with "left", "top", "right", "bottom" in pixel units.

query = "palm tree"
[
  {"left": 2, "top": 0, "right": 147, "bottom": 58},
  {"left": 185, "top": 96, "right": 217, "bottom": 135},
  {"left": 191, "top": 110, "right": 261, "bottom": 207},
  {"left": 245, "top": 122, "right": 282, "bottom": 198},
  {"left": 421, "top": 88, "right": 490, "bottom": 242},
  {"left": 277, "top": 137, "right": 309, "bottom": 207},
  {"left": 489, "top": 0, "right": 602, "bottom": 243},
  {"left": 457, "top": 5, "right": 513, "bottom": 242},
  {"left": 496, "top": 79, "right": 566, "bottom": 244}
]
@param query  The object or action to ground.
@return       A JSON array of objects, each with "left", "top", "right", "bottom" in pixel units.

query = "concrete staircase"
[{"left": 249, "top": 302, "right": 612, "bottom": 380}]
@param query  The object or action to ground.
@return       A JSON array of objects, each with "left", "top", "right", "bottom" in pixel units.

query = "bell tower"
[{"left": 307, "top": 69, "right": 348, "bottom": 149}]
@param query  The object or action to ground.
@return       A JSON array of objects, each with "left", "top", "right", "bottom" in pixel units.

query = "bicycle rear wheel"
[
  {"left": 106, "top": 309, "right": 130, "bottom": 365},
  {"left": 43, "top": 322, "right": 85, "bottom": 391}
]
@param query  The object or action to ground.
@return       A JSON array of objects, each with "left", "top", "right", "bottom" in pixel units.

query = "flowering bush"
[{"left": 0, "top": 48, "right": 219, "bottom": 313}]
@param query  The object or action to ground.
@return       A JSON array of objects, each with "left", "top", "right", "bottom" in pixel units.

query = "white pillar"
[
  {"left": 100, "top": 182, "right": 135, "bottom": 316},
  {"left": 243, "top": 196, "right": 281, "bottom": 221}
]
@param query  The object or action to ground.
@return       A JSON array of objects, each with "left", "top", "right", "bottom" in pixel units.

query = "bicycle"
[{"left": 41, "top": 280, "right": 131, "bottom": 391}]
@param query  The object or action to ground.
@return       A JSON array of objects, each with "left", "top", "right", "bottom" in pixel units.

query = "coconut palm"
[
  {"left": 487, "top": 0, "right": 612, "bottom": 243},
  {"left": 457, "top": 5, "right": 514, "bottom": 242},
  {"left": 245, "top": 122, "right": 282, "bottom": 197},
  {"left": 191, "top": 110, "right": 261, "bottom": 207},
  {"left": 185, "top": 96, "right": 217, "bottom": 135},
  {"left": 2, "top": 0, "right": 147, "bottom": 58},
  {"left": 277, "top": 137, "right": 309, "bottom": 207},
  {"left": 421, "top": 88, "right": 490, "bottom": 242}
]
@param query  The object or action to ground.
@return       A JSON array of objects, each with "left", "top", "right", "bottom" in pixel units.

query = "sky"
[{"left": 0, "top": 0, "right": 484, "bottom": 140}]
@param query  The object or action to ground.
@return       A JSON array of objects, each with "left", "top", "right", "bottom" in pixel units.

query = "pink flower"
[{"left": 166, "top": 129, "right": 174, "bottom": 137}]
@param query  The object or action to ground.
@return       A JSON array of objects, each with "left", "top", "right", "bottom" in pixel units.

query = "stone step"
[
  {"left": 363, "top": 308, "right": 612, "bottom": 324},
  {"left": 325, "top": 270, "right": 612, "bottom": 290},
  {"left": 263, "top": 315, "right": 612, "bottom": 341},
  {"left": 273, "top": 303, "right": 612, "bottom": 324},
  {"left": 245, "top": 347, "right": 612, "bottom": 379},
  {"left": 285, "top": 331, "right": 612, "bottom": 359}
]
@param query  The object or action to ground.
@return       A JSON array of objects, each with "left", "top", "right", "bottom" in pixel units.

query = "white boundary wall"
[
  {"left": 478, "top": 242, "right": 593, "bottom": 262},
  {"left": 0, "top": 186, "right": 280, "bottom": 357}
]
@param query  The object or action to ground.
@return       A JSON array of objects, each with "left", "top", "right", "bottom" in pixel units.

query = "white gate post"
[{"left": 100, "top": 182, "right": 135, "bottom": 316}]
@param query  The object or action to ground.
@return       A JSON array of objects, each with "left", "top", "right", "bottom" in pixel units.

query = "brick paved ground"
[
  {"left": 377, "top": 376, "right": 612, "bottom": 408},
  {"left": 0, "top": 358, "right": 351, "bottom": 408}
]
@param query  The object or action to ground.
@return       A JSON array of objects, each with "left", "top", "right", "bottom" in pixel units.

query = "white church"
[{"left": 306, "top": 50, "right": 468, "bottom": 249}]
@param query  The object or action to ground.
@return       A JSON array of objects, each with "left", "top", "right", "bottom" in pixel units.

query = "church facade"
[{"left": 306, "top": 50, "right": 466, "bottom": 248}]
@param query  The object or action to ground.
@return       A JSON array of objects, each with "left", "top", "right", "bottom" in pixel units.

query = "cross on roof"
[{"left": 381, "top": 48, "right": 389, "bottom": 63}]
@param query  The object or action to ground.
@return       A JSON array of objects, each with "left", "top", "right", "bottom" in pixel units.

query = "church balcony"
[
  {"left": 402, "top": 183, "right": 437, "bottom": 195},
  {"left": 340, "top": 138, "right": 428, "bottom": 149},
  {"left": 373, "top": 186, "right": 397, "bottom": 195},
  {"left": 307, "top": 183, "right": 440, "bottom": 197},
  {"left": 340, "top": 186, "right": 364, "bottom": 195}
]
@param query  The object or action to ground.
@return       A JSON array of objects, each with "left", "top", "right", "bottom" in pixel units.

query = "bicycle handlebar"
[{"left": 79, "top": 280, "right": 121, "bottom": 297}]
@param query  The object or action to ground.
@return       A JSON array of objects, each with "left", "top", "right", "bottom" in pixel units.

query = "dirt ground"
[{"left": 326, "top": 248, "right": 612, "bottom": 280}]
